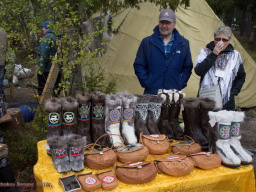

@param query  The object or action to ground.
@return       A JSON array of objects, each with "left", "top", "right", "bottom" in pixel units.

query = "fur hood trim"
[
  {"left": 199, "top": 98, "right": 216, "bottom": 109},
  {"left": 47, "top": 136, "right": 67, "bottom": 149},
  {"left": 61, "top": 97, "right": 79, "bottom": 111},
  {"left": 181, "top": 97, "right": 200, "bottom": 108},
  {"left": 149, "top": 95, "right": 164, "bottom": 103},
  {"left": 44, "top": 97, "right": 62, "bottom": 112},
  {"left": 76, "top": 92, "right": 91, "bottom": 104}
]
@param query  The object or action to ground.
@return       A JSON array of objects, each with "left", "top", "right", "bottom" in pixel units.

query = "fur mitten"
[
  {"left": 61, "top": 97, "right": 78, "bottom": 136},
  {"left": 47, "top": 136, "right": 71, "bottom": 173},
  {"left": 68, "top": 134, "right": 87, "bottom": 171},
  {"left": 76, "top": 92, "right": 92, "bottom": 144},
  {"left": 45, "top": 97, "right": 62, "bottom": 137}
]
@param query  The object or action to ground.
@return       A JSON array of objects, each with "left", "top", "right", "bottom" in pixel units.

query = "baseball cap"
[{"left": 159, "top": 9, "right": 176, "bottom": 23}]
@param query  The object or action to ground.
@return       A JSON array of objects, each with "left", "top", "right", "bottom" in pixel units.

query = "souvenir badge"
[
  {"left": 48, "top": 112, "right": 60, "bottom": 126},
  {"left": 63, "top": 112, "right": 75, "bottom": 124},
  {"left": 101, "top": 176, "right": 116, "bottom": 184}
]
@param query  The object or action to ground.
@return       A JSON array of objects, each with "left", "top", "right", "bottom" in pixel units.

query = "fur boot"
[
  {"left": 120, "top": 91, "right": 138, "bottom": 145},
  {"left": 61, "top": 97, "right": 78, "bottom": 136},
  {"left": 198, "top": 97, "right": 215, "bottom": 149},
  {"left": 147, "top": 95, "right": 164, "bottom": 134},
  {"left": 91, "top": 91, "right": 106, "bottom": 147},
  {"left": 134, "top": 95, "right": 150, "bottom": 137},
  {"left": 169, "top": 91, "right": 184, "bottom": 140},
  {"left": 181, "top": 98, "right": 208, "bottom": 146},
  {"left": 68, "top": 134, "right": 87, "bottom": 171},
  {"left": 230, "top": 111, "right": 252, "bottom": 164},
  {"left": 76, "top": 92, "right": 92, "bottom": 144},
  {"left": 208, "top": 110, "right": 241, "bottom": 168},
  {"left": 44, "top": 97, "right": 62, "bottom": 137},
  {"left": 157, "top": 92, "right": 174, "bottom": 139},
  {"left": 47, "top": 136, "right": 71, "bottom": 173},
  {"left": 105, "top": 94, "right": 122, "bottom": 148}
]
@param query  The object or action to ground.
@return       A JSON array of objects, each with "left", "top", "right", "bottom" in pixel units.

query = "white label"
[
  {"left": 129, "top": 162, "right": 143, "bottom": 167},
  {"left": 209, "top": 118, "right": 217, "bottom": 127},
  {"left": 150, "top": 135, "right": 160, "bottom": 138},
  {"left": 167, "top": 156, "right": 180, "bottom": 160},
  {"left": 44, "top": 143, "right": 50, "bottom": 150}
]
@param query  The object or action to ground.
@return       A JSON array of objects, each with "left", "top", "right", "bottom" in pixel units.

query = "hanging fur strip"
[
  {"left": 91, "top": 91, "right": 107, "bottom": 147},
  {"left": 44, "top": 97, "right": 62, "bottom": 137},
  {"left": 47, "top": 136, "right": 71, "bottom": 173},
  {"left": 61, "top": 97, "right": 79, "bottom": 136},
  {"left": 76, "top": 92, "right": 92, "bottom": 144}
]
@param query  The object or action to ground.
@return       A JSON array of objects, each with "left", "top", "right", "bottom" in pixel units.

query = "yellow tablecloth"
[{"left": 33, "top": 140, "right": 255, "bottom": 192}]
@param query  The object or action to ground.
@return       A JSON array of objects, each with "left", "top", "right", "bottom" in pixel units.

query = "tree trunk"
[
  {"left": 245, "top": 5, "right": 252, "bottom": 40},
  {"left": 239, "top": 10, "right": 246, "bottom": 37}
]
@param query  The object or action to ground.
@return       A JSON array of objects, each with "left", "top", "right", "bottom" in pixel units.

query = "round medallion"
[
  {"left": 79, "top": 105, "right": 89, "bottom": 118},
  {"left": 219, "top": 125, "right": 230, "bottom": 139},
  {"left": 84, "top": 177, "right": 97, "bottom": 185},
  {"left": 123, "top": 108, "right": 133, "bottom": 120},
  {"left": 49, "top": 112, "right": 60, "bottom": 124},
  {"left": 93, "top": 105, "right": 104, "bottom": 118},
  {"left": 110, "top": 109, "right": 120, "bottom": 122},
  {"left": 63, "top": 112, "right": 74, "bottom": 123},
  {"left": 102, "top": 176, "right": 116, "bottom": 184}
]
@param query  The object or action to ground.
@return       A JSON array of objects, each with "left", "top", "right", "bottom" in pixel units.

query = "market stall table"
[{"left": 34, "top": 140, "right": 255, "bottom": 192}]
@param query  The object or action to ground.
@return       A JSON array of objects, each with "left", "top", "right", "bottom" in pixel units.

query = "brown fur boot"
[
  {"left": 91, "top": 91, "right": 106, "bottom": 147},
  {"left": 76, "top": 92, "right": 92, "bottom": 144},
  {"left": 61, "top": 97, "right": 78, "bottom": 136},
  {"left": 147, "top": 95, "right": 164, "bottom": 134},
  {"left": 45, "top": 97, "right": 62, "bottom": 137}
]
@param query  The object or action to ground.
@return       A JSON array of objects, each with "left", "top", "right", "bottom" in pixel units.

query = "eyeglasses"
[{"left": 215, "top": 38, "right": 229, "bottom": 42}]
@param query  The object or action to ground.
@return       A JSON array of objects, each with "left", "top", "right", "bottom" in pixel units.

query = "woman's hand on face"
[{"left": 213, "top": 41, "right": 224, "bottom": 55}]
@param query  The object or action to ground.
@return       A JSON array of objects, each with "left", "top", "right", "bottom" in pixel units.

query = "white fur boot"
[
  {"left": 105, "top": 94, "right": 122, "bottom": 148},
  {"left": 230, "top": 111, "right": 252, "bottom": 164},
  {"left": 208, "top": 110, "right": 241, "bottom": 168},
  {"left": 121, "top": 92, "right": 138, "bottom": 145}
]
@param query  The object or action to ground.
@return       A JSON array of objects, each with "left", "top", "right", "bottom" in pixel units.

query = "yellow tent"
[{"left": 102, "top": 0, "right": 256, "bottom": 108}]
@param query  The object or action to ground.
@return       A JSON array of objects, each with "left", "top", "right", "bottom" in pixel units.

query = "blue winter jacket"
[
  {"left": 133, "top": 26, "right": 193, "bottom": 95},
  {"left": 37, "top": 29, "right": 57, "bottom": 72}
]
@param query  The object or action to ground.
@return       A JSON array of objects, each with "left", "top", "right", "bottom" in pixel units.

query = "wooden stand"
[{"left": 3, "top": 108, "right": 25, "bottom": 130}]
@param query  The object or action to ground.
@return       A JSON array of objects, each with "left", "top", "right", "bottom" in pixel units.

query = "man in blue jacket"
[
  {"left": 37, "top": 21, "right": 61, "bottom": 97},
  {"left": 133, "top": 9, "right": 193, "bottom": 94}
]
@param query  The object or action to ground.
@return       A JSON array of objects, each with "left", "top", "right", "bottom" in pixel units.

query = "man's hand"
[{"left": 213, "top": 41, "right": 224, "bottom": 55}]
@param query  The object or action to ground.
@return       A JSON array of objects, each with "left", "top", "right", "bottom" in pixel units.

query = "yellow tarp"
[
  {"left": 34, "top": 140, "right": 255, "bottom": 192},
  {"left": 102, "top": 0, "right": 256, "bottom": 108}
]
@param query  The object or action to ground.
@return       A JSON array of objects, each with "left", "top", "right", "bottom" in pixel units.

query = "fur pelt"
[
  {"left": 47, "top": 136, "right": 68, "bottom": 149},
  {"left": 214, "top": 110, "right": 233, "bottom": 125},
  {"left": 61, "top": 97, "right": 79, "bottom": 111},
  {"left": 68, "top": 134, "right": 87, "bottom": 147},
  {"left": 45, "top": 97, "right": 62, "bottom": 112},
  {"left": 181, "top": 97, "right": 200, "bottom": 108},
  {"left": 199, "top": 98, "right": 215, "bottom": 109},
  {"left": 76, "top": 92, "right": 91, "bottom": 104}
]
